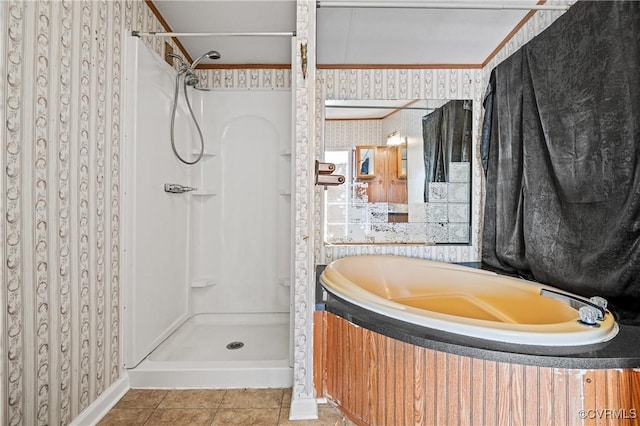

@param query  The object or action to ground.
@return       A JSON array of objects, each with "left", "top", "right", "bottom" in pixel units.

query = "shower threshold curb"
[{"left": 128, "top": 360, "right": 293, "bottom": 389}]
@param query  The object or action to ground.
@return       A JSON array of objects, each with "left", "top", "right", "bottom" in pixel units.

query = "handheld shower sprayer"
[
  {"left": 191, "top": 50, "right": 221, "bottom": 68},
  {"left": 169, "top": 49, "right": 221, "bottom": 165}
]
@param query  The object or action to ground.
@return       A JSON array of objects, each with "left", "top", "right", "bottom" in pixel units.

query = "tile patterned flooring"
[{"left": 98, "top": 388, "right": 354, "bottom": 426}]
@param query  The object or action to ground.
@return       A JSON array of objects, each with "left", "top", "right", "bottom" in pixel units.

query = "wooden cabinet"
[{"left": 354, "top": 145, "right": 407, "bottom": 205}]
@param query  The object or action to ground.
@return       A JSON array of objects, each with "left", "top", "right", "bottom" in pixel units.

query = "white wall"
[
  {"left": 122, "top": 37, "right": 192, "bottom": 368},
  {"left": 189, "top": 90, "right": 292, "bottom": 315}
]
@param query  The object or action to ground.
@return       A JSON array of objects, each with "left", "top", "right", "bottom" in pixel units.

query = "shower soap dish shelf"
[
  {"left": 191, "top": 278, "right": 216, "bottom": 288},
  {"left": 192, "top": 188, "right": 216, "bottom": 196}
]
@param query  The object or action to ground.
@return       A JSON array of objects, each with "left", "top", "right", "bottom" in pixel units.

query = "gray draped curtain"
[
  {"left": 423, "top": 100, "right": 472, "bottom": 201},
  {"left": 482, "top": 0, "right": 640, "bottom": 324}
]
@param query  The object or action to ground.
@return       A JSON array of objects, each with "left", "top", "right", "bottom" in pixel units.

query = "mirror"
[
  {"left": 323, "top": 99, "right": 472, "bottom": 245},
  {"left": 397, "top": 145, "right": 407, "bottom": 179},
  {"left": 356, "top": 146, "right": 376, "bottom": 178}
]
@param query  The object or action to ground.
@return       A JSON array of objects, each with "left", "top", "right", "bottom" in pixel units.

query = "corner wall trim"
[
  {"left": 289, "top": 397, "right": 319, "bottom": 420},
  {"left": 70, "top": 374, "right": 130, "bottom": 426}
]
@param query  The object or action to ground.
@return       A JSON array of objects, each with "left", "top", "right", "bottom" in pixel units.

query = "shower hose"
[{"left": 170, "top": 70, "right": 205, "bottom": 165}]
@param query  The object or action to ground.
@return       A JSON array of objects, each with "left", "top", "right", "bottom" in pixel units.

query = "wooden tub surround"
[
  {"left": 314, "top": 311, "right": 640, "bottom": 426},
  {"left": 313, "top": 260, "right": 640, "bottom": 426}
]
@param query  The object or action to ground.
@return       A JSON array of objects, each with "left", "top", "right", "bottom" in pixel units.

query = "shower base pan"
[{"left": 127, "top": 313, "right": 293, "bottom": 388}]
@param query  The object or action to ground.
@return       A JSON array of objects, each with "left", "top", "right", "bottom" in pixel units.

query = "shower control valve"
[{"left": 164, "top": 183, "right": 196, "bottom": 194}]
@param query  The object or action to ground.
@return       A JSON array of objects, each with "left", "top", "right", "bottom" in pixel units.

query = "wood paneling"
[
  {"left": 459, "top": 356, "right": 472, "bottom": 425},
  {"left": 313, "top": 311, "right": 324, "bottom": 397},
  {"left": 393, "top": 340, "right": 404, "bottom": 425},
  {"left": 317, "top": 312, "right": 640, "bottom": 426},
  {"left": 317, "top": 63, "right": 484, "bottom": 70},
  {"left": 524, "top": 365, "right": 540, "bottom": 425}
]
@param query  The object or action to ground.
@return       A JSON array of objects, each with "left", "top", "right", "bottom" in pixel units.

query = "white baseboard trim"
[
  {"left": 70, "top": 374, "right": 130, "bottom": 426},
  {"left": 289, "top": 396, "right": 319, "bottom": 420}
]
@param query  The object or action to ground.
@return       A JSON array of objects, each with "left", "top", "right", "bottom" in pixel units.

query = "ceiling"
[
  {"left": 317, "top": 4, "right": 537, "bottom": 65},
  {"left": 150, "top": 0, "right": 546, "bottom": 67},
  {"left": 152, "top": 0, "right": 297, "bottom": 65}
]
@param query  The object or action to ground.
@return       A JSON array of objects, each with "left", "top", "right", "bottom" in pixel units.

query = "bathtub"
[{"left": 319, "top": 255, "right": 619, "bottom": 346}]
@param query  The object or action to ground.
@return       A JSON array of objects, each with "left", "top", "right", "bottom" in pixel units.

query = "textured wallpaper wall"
[
  {"left": 324, "top": 120, "right": 383, "bottom": 150},
  {"left": 195, "top": 68, "right": 291, "bottom": 90},
  {"left": 0, "top": 1, "right": 179, "bottom": 424}
]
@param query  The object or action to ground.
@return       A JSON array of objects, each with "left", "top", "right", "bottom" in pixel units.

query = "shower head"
[
  {"left": 191, "top": 50, "right": 222, "bottom": 68},
  {"left": 184, "top": 71, "right": 199, "bottom": 87}
]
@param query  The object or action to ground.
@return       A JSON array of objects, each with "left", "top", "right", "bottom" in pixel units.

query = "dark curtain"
[
  {"left": 482, "top": 1, "right": 640, "bottom": 324},
  {"left": 423, "top": 100, "right": 472, "bottom": 201}
]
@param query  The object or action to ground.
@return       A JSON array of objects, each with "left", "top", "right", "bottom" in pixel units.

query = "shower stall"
[{"left": 122, "top": 37, "right": 293, "bottom": 388}]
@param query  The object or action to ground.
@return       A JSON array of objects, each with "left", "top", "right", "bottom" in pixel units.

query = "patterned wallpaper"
[
  {"left": 0, "top": 1, "right": 179, "bottom": 424},
  {"left": 195, "top": 69, "right": 291, "bottom": 90},
  {"left": 324, "top": 120, "right": 383, "bottom": 150}
]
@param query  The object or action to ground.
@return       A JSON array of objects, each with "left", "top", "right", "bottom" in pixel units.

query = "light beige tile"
[
  {"left": 144, "top": 408, "right": 216, "bottom": 425},
  {"left": 277, "top": 405, "right": 346, "bottom": 426},
  {"left": 281, "top": 388, "right": 292, "bottom": 408},
  {"left": 157, "top": 389, "right": 226, "bottom": 409},
  {"left": 115, "top": 389, "right": 168, "bottom": 409},
  {"left": 318, "top": 405, "right": 347, "bottom": 423},
  {"left": 220, "top": 388, "right": 284, "bottom": 409},
  {"left": 212, "top": 408, "right": 280, "bottom": 425},
  {"left": 97, "top": 408, "right": 153, "bottom": 425}
]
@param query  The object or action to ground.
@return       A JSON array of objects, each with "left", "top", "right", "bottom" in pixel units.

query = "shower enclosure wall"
[{"left": 123, "top": 37, "right": 293, "bottom": 388}]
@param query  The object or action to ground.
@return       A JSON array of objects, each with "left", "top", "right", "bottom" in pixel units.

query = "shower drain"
[{"left": 226, "top": 341, "right": 244, "bottom": 350}]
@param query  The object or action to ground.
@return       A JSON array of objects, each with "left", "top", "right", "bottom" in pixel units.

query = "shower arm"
[{"left": 167, "top": 53, "right": 190, "bottom": 72}]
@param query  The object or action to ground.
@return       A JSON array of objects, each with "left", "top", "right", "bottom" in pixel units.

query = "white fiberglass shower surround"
[{"left": 122, "top": 37, "right": 294, "bottom": 388}]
